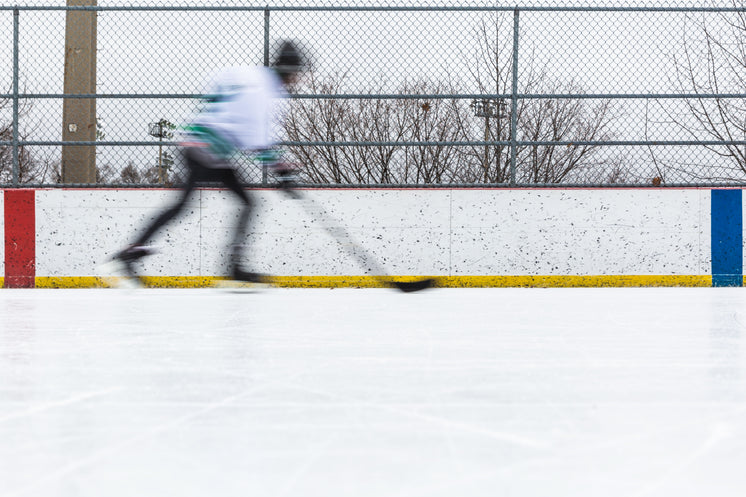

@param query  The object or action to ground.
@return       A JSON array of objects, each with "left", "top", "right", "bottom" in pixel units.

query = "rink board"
[{"left": 1, "top": 187, "right": 743, "bottom": 288}]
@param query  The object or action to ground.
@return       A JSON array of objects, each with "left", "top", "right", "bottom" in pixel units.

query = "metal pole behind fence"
[
  {"left": 12, "top": 8, "right": 20, "bottom": 186},
  {"left": 263, "top": 8, "right": 270, "bottom": 67},
  {"left": 262, "top": 7, "right": 270, "bottom": 186},
  {"left": 509, "top": 7, "right": 519, "bottom": 186}
]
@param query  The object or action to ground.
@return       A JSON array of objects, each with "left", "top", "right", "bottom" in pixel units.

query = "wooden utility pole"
[{"left": 62, "top": 0, "right": 97, "bottom": 183}]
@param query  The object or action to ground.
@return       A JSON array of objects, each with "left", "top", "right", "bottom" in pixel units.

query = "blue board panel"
[{"left": 711, "top": 189, "right": 743, "bottom": 287}]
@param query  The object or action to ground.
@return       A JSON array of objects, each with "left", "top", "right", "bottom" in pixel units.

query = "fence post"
[
  {"left": 509, "top": 7, "right": 520, "bottom": 186},
  {"left": 262, "top": 7, "right": 270, "bottom": 186},
  {"left": 12, "top": 7, "right": 20, "bottom": 186},
  {"left": 510, "top": 7, "right": 519, "bottom": 186}
]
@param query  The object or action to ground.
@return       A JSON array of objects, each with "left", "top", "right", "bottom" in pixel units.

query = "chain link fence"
[{"left": 1, "top": 3, "right": 745, "bottom": 187}]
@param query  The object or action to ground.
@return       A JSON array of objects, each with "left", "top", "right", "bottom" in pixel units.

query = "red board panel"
[{"left": 4, "top": 190, "right": 36, "bottom": 288}]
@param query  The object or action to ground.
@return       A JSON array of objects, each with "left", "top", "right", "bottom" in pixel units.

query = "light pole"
[
  {"left": 148, "top": 120, "right": 170, "bottom": 184},
  {"left": 470, "top": 98, "right": 504, "bottom": 182}
]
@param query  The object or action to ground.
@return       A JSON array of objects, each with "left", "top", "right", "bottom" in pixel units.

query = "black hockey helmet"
[{"left": 273, "top": 40, "right": 305, "bottom": 80}]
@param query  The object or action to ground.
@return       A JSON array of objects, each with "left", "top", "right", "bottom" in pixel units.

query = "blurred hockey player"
[{"left": 111, "top": 41, "right": 305, "bottom": 285}]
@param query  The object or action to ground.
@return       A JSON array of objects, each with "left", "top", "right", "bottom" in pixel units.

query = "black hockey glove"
[
  {"left": 271, "top": 162, "right": 301, "bottom": 199},
  {"left": 256, "top": 149, "right": 300, "bottom": 198}
]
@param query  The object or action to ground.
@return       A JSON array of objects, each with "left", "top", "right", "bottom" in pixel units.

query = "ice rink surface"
[{"left": 1, "top": 286, "right": 745, "bottom": 497}]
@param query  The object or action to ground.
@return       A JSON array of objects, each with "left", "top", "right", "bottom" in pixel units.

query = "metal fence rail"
[{"left": 1, "top": 4, "right": 745, "bottom": 187}]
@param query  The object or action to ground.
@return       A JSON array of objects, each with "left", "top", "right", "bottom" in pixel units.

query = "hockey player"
[{"left": 111, "top": 41, "right": 304, "bottom": 285}]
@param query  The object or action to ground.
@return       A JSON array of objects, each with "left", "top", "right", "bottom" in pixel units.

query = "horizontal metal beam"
[
  {"left": 1, "top": 5, "right": 744, "bottom": 13},
  {"left": 3, "top": 93, "right": 744, "bottom": 100},
  {"left": 6, "top": 140, "right": 746, "bottom": 147},
  {"left": 5, "top": 181, "right": 746, "bottom": 189}
]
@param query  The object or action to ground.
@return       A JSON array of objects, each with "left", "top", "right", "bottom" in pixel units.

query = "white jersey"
[{"left": 192, "top": 65, "right": 288, "bottom": 154}]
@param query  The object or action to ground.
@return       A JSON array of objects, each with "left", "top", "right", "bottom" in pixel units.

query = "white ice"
[{"left": 1, "top": 287, "right": 745, "bottom": 497}]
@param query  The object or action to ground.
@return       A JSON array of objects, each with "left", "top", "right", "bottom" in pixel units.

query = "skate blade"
[
  {"left": 98, "top": 260, "right": 143, "bottom": 289},
  {"left": 213, "top": 279, "right": 267, "bottom": 293}
]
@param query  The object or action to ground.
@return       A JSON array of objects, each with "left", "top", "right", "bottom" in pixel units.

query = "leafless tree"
[
  {"left": 109, "top": 160, "right": 171, "bottom": 185},
  {"left": 662, "top": 1, "right": 746, "bottom": 180},
  {"left": 395, "top": 79, "right": 473, "bottom": 184},
  {"left": 460, "top": 13, "right": 519, "bottom": 183},
  {"left": 284, "top": 13, "right": 624, "bottom": 186},
  {"left": 118, "top": 162, "right": 142, "bottom": 184},
  {"left": 284, "top": 72, "right": 472, "bottom": 184},
  {"left": 516, "top": 80, "right": 620, "bottom": 184},
  {"left": 284, "top": 71, "right": 359, "bottom": 183},
  {"left": 0, "top": 86, "right": 51, "bottom": 184},
  {"left": 463, "top": 15, "right": 626, "bottom": 184}
]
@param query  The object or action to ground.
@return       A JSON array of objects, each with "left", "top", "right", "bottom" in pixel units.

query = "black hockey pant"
[{"left": 132, "top": 146, "right": 253, "bottom": 263}]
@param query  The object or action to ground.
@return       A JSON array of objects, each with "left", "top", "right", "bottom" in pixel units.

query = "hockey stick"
[{"left": 288, "top": 188, "right": 435, "bottom": 292}]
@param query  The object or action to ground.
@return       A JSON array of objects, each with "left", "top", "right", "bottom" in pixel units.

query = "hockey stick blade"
[{"left": 389, "top": 278, "right": 436, "bottom": 293}]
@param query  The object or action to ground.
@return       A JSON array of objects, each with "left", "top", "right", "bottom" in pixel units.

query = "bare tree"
[
  {"left": 461, "top": 14, "right": 520, "bottom": 183},
  {"left": 105, "top": 160, "right": 170, "bottom": 185},
  {"left": 285, "top": 72, "right": 472, "bottom": 184},
  {"left": 463, "top": 15, "right": 626, "bottom": 184},
  {"left": 93, "top": 119, "right": 177, "bottom": 185},
  {"left": 516, "top": 80, "right": 620, "bottom": 183},
  {"left": 399, "top": 80, "right": 473, "bottom": 184},
  {"left": 285, "top": 13, "right": 624, "bottom": 186},
  {"left": 119, "top": 162, "right": 142, "bottom": 184},
  {"left": 0, "top": 87, "right": 49, "bottom": 184},
  {"left": 284, "top": 71, "right": 358, "bottom": 184},
  {"left": 663, "top": 1, "right": 746, "bottom": 179}
]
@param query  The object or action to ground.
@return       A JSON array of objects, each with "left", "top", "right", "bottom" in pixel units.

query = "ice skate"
[
  {"left": 213, "top": 266, "right": 270, "bottom": 292},
  {"left": 230, "top": 265, "right": 269, "bottom": 284},
  {"left": 102, "top": 245, "right": 156, "bottom": 288}
]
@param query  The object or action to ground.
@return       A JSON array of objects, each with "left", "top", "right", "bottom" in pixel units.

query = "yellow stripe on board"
[
  {"left": 28, "top": 274, "right": 714, "bottom": 289},
  {"left": 437, "top": 275, "right": 712, "bottom": 288},
  {"left": 35, "top": 276, "right": 217, "bottom": 289}
]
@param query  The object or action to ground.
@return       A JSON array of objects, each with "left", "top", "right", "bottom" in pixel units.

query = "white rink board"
[
  {"left": 35, "top": 189, "right": 201, "bottom": 277},
  {"left": 450, "top": 189, "right": 710, "bottom": 276},
  {"left": 32, "top": 188, "right": 711, "bottom": 278},
  {"left": 202, "top": 189, "right": 453, "bottom": 276}
]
